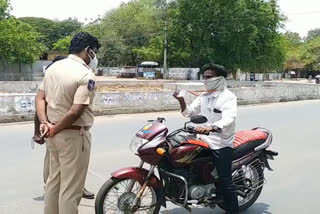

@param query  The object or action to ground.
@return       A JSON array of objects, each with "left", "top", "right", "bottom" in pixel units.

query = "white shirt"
[{"left": 182, "top": 87, "right": 237, "bottom": 150}]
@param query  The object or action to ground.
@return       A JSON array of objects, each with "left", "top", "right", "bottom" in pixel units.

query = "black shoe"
[{"left": 83, "top": 188, "right": 95, "bottom": 199}]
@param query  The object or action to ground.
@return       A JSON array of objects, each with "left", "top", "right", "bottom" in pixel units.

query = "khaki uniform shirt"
[{"left": 39, "top": 54, "right": 96, "bottom": 127}]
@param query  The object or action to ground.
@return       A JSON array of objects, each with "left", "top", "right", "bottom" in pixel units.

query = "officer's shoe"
[{"left": 83, "top": 188, "right": 95, "bottom": 199}]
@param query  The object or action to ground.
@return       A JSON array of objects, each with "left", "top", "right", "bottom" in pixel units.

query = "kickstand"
[{"left": 184, "top": 205, "right": 192, "bottom": 213}]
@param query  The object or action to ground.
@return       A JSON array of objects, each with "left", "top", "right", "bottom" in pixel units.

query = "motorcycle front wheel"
[{"left": 95, "top": 177, "right": 161, "bottom": 214}]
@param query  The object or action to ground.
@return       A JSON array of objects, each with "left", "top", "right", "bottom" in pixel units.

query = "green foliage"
[
  {"left": 300, "top": 37, "right": 320, "bottom": 70},
  {"left": 0, "top": 0, "right": 10, "bottom": 20},
  {"left": 84, "top": 0, "right": 163, "bottom": 66},
  {"left": 0, "top": 18, "right": 46, "bottom": 63},
  {"left": 306, "top": 28, "right": 320, "bottom": 42},
  {"left": 282, "top": 32, "right": 304, "bottom": 70},
  {"left": 52, "top": 36, "right": 72, "bottom": 52},
  {"left": 82, "top": 0, "right": 287, "bottom": 71},
  {"left": 133, "top": 36, "right": 164, "bottom": 63},
  {"left": 19, "top": 17, "right": 81, "bottom": 49},
  {"left": 169, "top": 0, "right": 285, "bottom": 72}
]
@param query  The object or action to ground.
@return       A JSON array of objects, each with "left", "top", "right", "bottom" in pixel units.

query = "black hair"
[
  {"left": 69, "top": 32, "right": 101, "bottom": 54},
  {"left": 202, "top": 63, "right": 228, "bottom": 78},
  {"left": 46, "top": 55, "right": 67, "bottom": 70}
]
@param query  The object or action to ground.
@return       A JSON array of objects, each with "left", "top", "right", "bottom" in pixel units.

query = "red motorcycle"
[{"left": 95, "top": 116, "right": 278, "bottom": 214}]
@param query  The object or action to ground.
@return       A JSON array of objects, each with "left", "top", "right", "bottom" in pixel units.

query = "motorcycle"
[
  {"left": 95, "top": 115, "right": 278, "bottom": 214},
  {"left": 315, "top": 75, "right": 320, "bottom": 84}
]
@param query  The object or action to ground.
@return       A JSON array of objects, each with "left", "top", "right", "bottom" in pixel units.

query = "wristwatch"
[{"left": 211, "top": 125, "right": 222, "bottom": 133}]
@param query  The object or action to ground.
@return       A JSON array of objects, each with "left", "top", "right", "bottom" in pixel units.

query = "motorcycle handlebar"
[{"left": 185, "top": 125, "right": 209, "bottom": 135}]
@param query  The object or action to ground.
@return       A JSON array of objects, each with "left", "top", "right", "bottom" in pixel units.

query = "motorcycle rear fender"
[
  {"left": 260, "top": 150, "right": 278, "bottom": 171},
  {"left": 111, "top": 167, "right": 166, "bottom": 207}
]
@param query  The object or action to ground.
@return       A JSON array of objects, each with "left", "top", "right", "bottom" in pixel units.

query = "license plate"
[{"left": 266, "top": 154, "right": 274, "bottom": 160}]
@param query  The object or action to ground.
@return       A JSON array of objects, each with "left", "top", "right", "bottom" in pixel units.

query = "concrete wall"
[
  {"left": 241, "top": 73, "right": 283, "bottom": 81},
  {"left": 99, "top": 67, "right": 199, "bottom": 80},
  {"left": 0, "top": 61, "right": 51, "bottom": 81},
  {"left": 0, "top": 79, "right": 316, "bottom": 94},
  {"left": 1, "top": 85, "right": 320, "bottom": 123},
  {"left": 167, "top": 68, "right": 199, "bottom": 80}
]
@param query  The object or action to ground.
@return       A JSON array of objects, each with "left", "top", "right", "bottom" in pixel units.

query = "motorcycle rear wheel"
[
  {"left": 218, "top": 161, "right": 264, "bottom": 212},
  {"left": 95, "top": 177, "right": 161, "bottom": 214}
]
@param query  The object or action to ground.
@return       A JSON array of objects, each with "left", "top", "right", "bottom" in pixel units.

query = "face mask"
[
  {"left": 204, "top": 76, "right": 226, "bottom": 91},
  {"left": 87, "top": 48, "right": 98, "bottom": 70}
]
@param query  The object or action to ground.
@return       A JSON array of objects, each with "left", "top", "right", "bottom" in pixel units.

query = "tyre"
[
  {"left": 95, "top": 177, "right": 161, "bottom": 214},
  {"left": 218, "top": 159, "right": 264, "bottom": 212}
]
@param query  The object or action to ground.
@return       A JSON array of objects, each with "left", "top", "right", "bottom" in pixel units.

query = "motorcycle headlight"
[{"left": 129, "top": 136, "right": 148, "bottom": 154}]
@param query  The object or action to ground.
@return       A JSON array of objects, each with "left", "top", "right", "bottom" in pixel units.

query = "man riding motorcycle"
[{"left": 173, "top": 63, "right": 239, "bottom": 214}]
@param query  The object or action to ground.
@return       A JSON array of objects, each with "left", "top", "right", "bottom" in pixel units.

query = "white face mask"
[
  {"left": 87, "top": 48, "right": 98, "bottom": 70},
  {"left": 204, "top": 76, "right": 226, "bottom": 91}
]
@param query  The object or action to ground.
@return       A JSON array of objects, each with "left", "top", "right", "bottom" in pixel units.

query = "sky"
[{"left": 9, "top": 0, "right": 320, "bottom": 38}]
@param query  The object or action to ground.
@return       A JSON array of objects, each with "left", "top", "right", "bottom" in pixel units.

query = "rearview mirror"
[{"left": 190, "top": 115, "right": 208, "bottom": 124}]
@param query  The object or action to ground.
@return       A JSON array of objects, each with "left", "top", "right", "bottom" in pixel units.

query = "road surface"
[{"left": 0, "top": 100, "right": 319, "bottom": 214}]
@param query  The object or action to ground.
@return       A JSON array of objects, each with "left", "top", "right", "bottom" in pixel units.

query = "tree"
[
  {"left": 52, "top": 36, "right": 72, "bottom": 52},
  {"left": 0, "top": 18, "right": 45, "bottom": 64},
  {"left": 282, "top": 32, "right": 304, "bottom": 70},
  {"left": 0, "top": 0, "right": 10, "bottom": 20},
  {"left": 306, "top": 28, "right": 320, "bottom": 42},
  {"left": 59, "top": 18, "right": 82, "bottom": 37},
  {"left": 19, "top": 17, "right": 81, "bottom": 49},
  {"left": 284, "top": 31, "right": 302, "bottom": 45},
  {"left": 133, "top": 36, "right": 164, "bottom": 63},
  {"left": 300, "top": 37, "right": 320, "bottom": 70},
  {"left": 167, "top": 0, "right": 285, "bottom": 72},
  {"left": 84, "top": 0, "right": 163, "bottom": 66}
]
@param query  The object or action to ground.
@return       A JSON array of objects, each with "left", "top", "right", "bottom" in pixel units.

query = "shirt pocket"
[{"left": 212, "top": 108, "right": 222, "bottom": 121}]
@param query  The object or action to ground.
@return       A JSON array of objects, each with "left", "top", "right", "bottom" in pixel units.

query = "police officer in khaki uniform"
[
  {"left": 33, "top": 55, "right": 95, "bottom": 199},
  {"left": 36, "top": 32, "right": 100, "bottom": 214}
]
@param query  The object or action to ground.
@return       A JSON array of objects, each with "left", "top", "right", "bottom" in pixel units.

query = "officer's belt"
[
  {"left": 52, "top": 123, "right": 90, "bottom": 131},
  {"left": 66, "top": 125, "right": 90, "bottom": 131}
]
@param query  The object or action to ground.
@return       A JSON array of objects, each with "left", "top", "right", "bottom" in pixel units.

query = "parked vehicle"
[
  {"left": 95, "top": 116, "right": 278, "bottom": 214},
  {"left": 315, "top": 75, "right": 320, "bottom": 84}
]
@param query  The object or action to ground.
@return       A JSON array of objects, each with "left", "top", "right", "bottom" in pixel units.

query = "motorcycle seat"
[{"left": 233, "top": 130, "right": 268, "bottom": 160}]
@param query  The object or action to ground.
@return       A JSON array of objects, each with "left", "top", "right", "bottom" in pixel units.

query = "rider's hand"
[
  {"left": 173, "top": 90, "right": 184, "bottom": 101},
  {"left": 194, "top": 126, "right": 213, "bottom": 134}
]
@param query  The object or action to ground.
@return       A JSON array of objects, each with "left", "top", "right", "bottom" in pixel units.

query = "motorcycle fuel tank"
[
  {"left": 169, "top": 144, "right": 202, "bottom": 164},
  {"left": 136, "top": 122, "right": 168, "bottom": 141}
]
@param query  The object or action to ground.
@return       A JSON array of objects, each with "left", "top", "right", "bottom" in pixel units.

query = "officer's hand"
[
  {"left": 173, "top": 90, "right": 184, "bottom": 101},
  {"left": 194, "top": 126, "right": 213, "bottom": 134},
  {"left": 45, "top": 122, "right": 56, "bottom": 138},
  {"left": 40, "top": 123, "right": 49, "bottom": 138}
]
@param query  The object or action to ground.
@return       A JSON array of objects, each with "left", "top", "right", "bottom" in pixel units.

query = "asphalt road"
[{"left": 0, "top": 100, "right": 320, "bottom": 214}]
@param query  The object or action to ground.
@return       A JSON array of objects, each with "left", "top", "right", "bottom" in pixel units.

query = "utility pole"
[
  {"left": 163, "top": 19, "right": 168, "bottom": 79},
  {"left": 163, "top": 0, "right": 169, "bottom": 79}
]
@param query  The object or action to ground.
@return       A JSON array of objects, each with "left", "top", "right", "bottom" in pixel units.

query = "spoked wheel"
[
  {"left": 218, "top": 159, "right": 264, "bottom": 212},
  {"left": 95, "top": 177, "right": 161, "bottom": 214}
]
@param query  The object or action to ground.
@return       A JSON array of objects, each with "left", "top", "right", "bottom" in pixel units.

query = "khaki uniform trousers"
[
  {"left": 44, "top": 129, "right": 91, "bottom": 214},
  {"left": 44, "top": 147, "right": 49, "bottom": 184}
]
